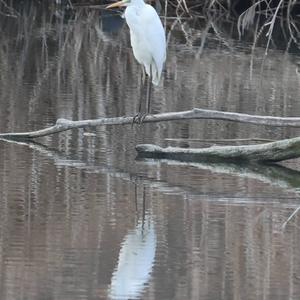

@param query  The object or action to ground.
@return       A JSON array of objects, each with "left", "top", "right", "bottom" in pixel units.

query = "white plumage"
[
  {"left": 124, "top": 0, "right": 166, "bottom": 85},
  {"left": 107, "top": 0, "right": 166, "bottom": 85}
]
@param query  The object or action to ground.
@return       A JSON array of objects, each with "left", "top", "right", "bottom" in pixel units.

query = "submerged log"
[{"left": 136, "top": 137, "right": 300, "bottom": 163}]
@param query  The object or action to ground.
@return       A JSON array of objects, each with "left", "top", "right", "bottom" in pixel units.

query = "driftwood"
[
  {"left": 2, "top": 108, "right": 300, "bottom": 139},
  {"left": 135, "top": 137, "right": 300, "bottom": 163}
]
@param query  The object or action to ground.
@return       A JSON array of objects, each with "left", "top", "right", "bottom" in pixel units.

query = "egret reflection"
[{"left": 109, "top": 215, "right": 156, "bottom": 299}]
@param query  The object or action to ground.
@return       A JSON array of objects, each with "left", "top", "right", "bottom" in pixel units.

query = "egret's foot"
[
  {"left": 132, "top": 113, "right": 142, "bottom": 127},
  {"left": 132, "top": 112, "right": 148, "bottom": 126},
  {"left": 140, "top": 112, "right": 148, "bottom": 123}
]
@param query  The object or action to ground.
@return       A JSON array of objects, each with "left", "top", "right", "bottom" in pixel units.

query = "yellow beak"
[{"left": 106, "top": 1, "right": 126, "bottom": 9}]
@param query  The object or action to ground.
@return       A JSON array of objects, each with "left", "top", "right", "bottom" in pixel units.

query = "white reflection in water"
[{"left": 109, "top": 215, "right": 156, "bottom": 299}]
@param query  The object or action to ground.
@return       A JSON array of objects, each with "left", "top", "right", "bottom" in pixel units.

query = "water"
[{"left": 1, "top": 4, "right": 300, "bottom": 300}]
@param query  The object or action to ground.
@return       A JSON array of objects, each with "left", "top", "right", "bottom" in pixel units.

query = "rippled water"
[{"left": 1, "top": 3, "right": 300, "bottom": 300}]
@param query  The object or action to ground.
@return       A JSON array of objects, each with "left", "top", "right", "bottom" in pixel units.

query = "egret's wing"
[{"left": 141, "top": 5, "right": 166, "bottom": 84}]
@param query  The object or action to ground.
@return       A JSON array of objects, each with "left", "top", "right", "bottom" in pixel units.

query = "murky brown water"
[{"left": 1, "top": 4, "right": 300, "bottom": 300}]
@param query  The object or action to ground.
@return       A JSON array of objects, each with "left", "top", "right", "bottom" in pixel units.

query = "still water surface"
[{"left": 1, "top": 4, "right": 300, "bottom": 300}]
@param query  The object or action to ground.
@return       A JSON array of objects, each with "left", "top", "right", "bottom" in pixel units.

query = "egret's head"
[{"left": 106, "top": 0, "right": 130, "bottom": 9}]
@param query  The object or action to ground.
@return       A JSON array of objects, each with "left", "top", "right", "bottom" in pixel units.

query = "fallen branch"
[
  {"left": 2, "top": 108, "right": 300, "bottom": 139},
  {"left": 135, "top": 137, "right": 300, "bottom": 163}
]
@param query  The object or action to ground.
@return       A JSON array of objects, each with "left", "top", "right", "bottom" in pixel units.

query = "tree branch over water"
[
  {"left": 2, "top": 108, "right": 300, "bottom": 163},
  {"left": 2, "top": 108, "right": 300, "bottom": 139}
]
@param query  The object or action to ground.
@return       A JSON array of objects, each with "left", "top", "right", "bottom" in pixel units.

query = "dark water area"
[{"left": 1, "top": 3, "right": 300, "bottom": 300}]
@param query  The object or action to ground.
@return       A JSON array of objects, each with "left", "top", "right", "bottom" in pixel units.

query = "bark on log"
[
  {"left": 135, "top": 137, "right": 300, "bottom": 163},
  {"left": 2, "top": 108, "right": 300, "bottom": 139}
]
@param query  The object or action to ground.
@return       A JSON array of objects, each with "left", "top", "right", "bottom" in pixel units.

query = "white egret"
[{"left": 106, "top": 0, "right": 166, "bottom": 122}]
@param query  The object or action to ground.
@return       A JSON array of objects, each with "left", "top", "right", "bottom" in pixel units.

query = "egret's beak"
[{"left": 106, "top": 0, "right": 127, "bottom": 9}]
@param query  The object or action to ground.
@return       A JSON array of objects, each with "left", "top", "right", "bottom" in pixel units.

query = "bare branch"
[{"left": 2, "top": 108, "right": 300, "bottom": 140}]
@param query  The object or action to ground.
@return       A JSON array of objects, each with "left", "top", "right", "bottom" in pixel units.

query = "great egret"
[{"left": 106, "top": 0, "right": 166, "bottom": 122}]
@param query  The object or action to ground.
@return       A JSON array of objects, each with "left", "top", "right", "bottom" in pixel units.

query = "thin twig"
[{"left": 282, "top": 206, "right": 300, "bottom": 229}]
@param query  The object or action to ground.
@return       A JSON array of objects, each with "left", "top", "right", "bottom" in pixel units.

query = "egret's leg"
[
  {"left": 138, "top": 67, "right": 146, "bottom": 113},
  {"left": 138, "top": 66, "right": 152, "bottom": 123},
  {"left": 133, "top": 67, "right": 146, "bottom": 125},
  {"left": 146, "top": 65, "right": 153, "bottom": 114},
  {"left": 141, "top": 67, "right": 146, "bottom": 85}
]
